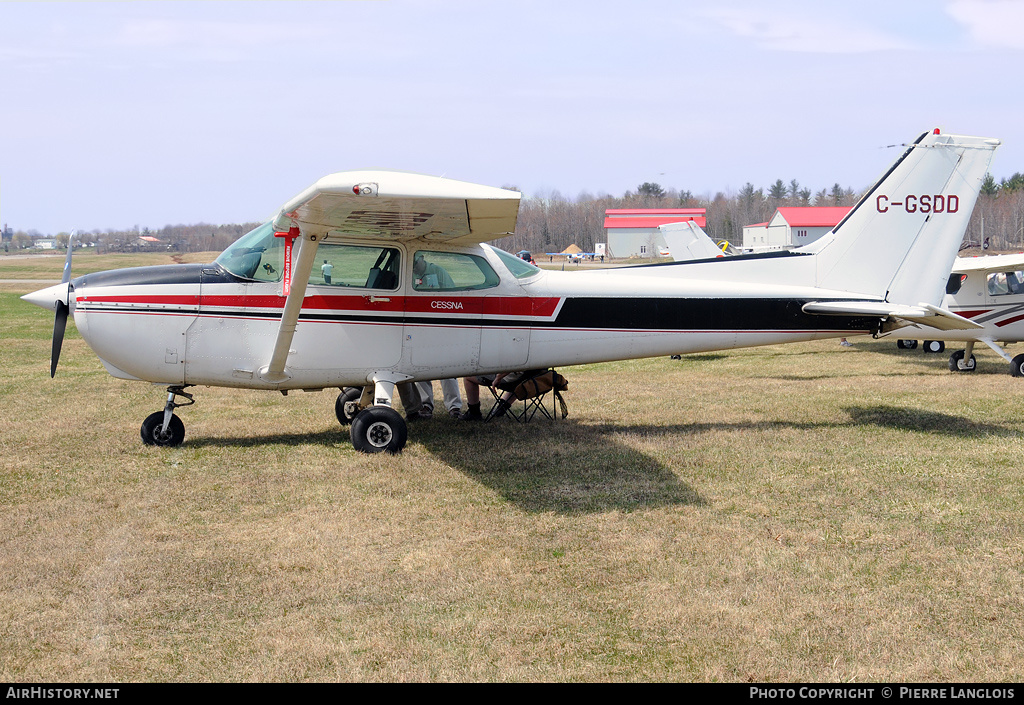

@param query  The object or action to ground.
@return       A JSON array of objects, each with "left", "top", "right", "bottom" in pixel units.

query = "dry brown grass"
[{"left": 3, "top": 267, "right": 1024, "bottom": 682}]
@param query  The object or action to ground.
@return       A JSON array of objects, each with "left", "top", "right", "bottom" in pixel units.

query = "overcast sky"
[{"left": 2, "top": 0, "right": 1023, "bottom": 234}]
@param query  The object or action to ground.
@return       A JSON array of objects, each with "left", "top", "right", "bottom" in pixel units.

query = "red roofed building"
[
  {"left": 742, "top": 206, "right": 851, "bottom": 252},
  {"left": 604, "top": 208, "right": 706, "bottom": 258}
]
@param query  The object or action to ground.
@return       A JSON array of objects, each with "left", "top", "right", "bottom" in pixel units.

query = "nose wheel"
[{"left": 141, "top": 386, "right": 194, "bottom": 447}]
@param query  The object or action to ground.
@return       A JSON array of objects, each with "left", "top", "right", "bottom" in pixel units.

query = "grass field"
[{"left": 1, "top": 254, "right": 1023, "bottom": 682}]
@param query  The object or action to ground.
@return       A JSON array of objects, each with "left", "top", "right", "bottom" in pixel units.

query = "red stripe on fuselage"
[
  {"left": 76, "top": 293, "right": 563, "bottom": 318},
  {"left": 954, "top": 309, "right": 992, "bottom": 319}
]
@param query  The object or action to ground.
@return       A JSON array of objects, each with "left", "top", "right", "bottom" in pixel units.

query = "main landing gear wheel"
[
  {"left": 350, "top": 406, "right": 407, "bottom": 454},
  {"left": 948, "top": 350, "right": 977, "bottom": 373},
  {"left": 1011, "top": 353, "right": 1024, "bottom": 378},
  {"left": 141, "top": 412, "right": 185, "bottom": 447},
  {"left": 335, "top": 387, "right": 362, "bottom": 425},
  {"left": 923, "top": 340, "right": 945, "bottom": 353},
  {"left": 896, "top": 339, "right": 918, "bottom": 350}
]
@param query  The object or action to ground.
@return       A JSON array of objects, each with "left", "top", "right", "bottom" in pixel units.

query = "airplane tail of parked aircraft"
[
  {"left": 660, "top": 220, "right": 725, "bottom": 261},
  {"left": 801, "top": 129, "right": 1000, "bottom": 306}
]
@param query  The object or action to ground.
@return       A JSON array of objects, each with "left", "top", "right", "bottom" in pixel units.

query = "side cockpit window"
[{"left": 311, "top": 244, "right": 400, "bottom": 290}]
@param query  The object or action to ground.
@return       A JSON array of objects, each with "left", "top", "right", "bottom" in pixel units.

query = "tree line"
[
  {"left": 5, "top": 172, "right": 1024, "bottom": 256},
  {"left": 495, "top": 172, "right": 1024, "bottom": 255}
]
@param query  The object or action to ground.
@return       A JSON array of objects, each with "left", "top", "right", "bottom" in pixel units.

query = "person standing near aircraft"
[
  {"left": 423, "top": 379, "right": 463, "bottom": 418},
  {"left": 321, "top": 259, "right": 333, "bottom": 285},
  {"left": 400, "top": 379, "right": 463, "bottom": 420}
]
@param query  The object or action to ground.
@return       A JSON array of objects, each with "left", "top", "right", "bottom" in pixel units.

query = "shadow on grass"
[
  {"left": 416, "top": 418, "right": 706, "bottom": 515},
  {"left": 672, "top": 353, "right": 731, "bottom": 362},
  {"left": 182, "top": 418, "right": 705, "bottom": 515},
  {"left": 184, "top": 428, "right": 346, "bottom": 449},
  {"left": 850, "top": 340, "right": 1013, "bottom": 375},
  {"left": 177, "top": 402, "right": 1013, "bottom": 514},
  {"left": 844, "top": 405, "right": 1015, "bottom": 437}
]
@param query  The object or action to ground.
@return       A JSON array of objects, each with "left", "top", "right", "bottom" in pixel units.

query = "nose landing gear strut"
[{"left": 140, "top": 386, "right": 194, "bottom": 447}]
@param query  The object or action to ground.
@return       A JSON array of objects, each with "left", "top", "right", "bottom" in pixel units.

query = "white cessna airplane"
[
  {"left": 880, "top": 252, "right": 1024, "bottom": 375},
  {"left": 23, "top": 129, "right": 998, "bottom": 453}
]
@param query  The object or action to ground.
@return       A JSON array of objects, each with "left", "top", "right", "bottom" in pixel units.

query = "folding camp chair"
[{"left": 485, "top": 369, "right": 568, "bottom": 422}]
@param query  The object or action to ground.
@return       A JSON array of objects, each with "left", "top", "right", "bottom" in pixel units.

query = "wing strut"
[{"left": 259, "top": 227, "right": 321, "bottom": 384}]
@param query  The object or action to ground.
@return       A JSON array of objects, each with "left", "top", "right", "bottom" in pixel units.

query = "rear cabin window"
[
  {"left": 412, "top": 251, "right": 499, "bottom": 291},
  {"left": 987, "top": 271, "right": 1024, "bottom": 296},
  {"left": 491, "top": 246, "right": 541, "bottom": 279}
]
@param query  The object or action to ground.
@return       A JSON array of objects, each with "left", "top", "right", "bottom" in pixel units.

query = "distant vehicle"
[
  {"left": 517, "top": 250, "right": 535, "bottom": 264},
  {"left": 881, "top": 253, "right": 1024, "bottom": 376}
]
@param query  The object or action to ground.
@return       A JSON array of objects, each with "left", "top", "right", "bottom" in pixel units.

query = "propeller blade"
[
  {"left": 61, "top": 230, "right": 76, "bottom": 284},
  {"left": 49, "top": 230, "right": 76, "bottom": 377},
  {"left": 50, "top": 300, "right": 68, "bottom": 378}
]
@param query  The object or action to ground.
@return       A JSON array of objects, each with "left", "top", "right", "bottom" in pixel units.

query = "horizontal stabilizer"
[{"left": 802, "top": 301, "right": 983, "bottom": 331}]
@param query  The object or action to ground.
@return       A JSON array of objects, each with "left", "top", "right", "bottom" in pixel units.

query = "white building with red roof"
[
  {"left": 603, "top": 208, "right": 706, "bottom": 258},
  {"left": 742, "top": 206, "right": 851, "bottom": 252}
]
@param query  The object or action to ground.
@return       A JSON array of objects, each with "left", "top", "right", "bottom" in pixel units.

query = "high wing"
[
  {"left": 952, "top": 253, "right": 1024, "bottom": 274},
  {"left": 261, "top": 169, "right": 520, "bottom": 383},
  {"left": 270, "top": 169, "right": 521, "bottom": 245}
]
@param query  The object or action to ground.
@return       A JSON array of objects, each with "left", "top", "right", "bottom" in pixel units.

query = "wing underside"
[{"left": 270, "top": 170, "right": 520, "bottom": 245}]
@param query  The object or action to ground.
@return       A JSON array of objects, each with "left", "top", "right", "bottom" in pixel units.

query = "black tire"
[
  {"left": 141, "top": 411, "right": 185, "bottom": 447},
  {"left": 948, "top": 350, "right": 976, "bottom": 373},
  {"left": 335, "top": 387, "right": 362, "bottom": 425},
  {"left": 923, "top": 340, "right": 945, "bottom": 353},
  {"left": 896, "top": 339, "right": 918, "bottom": 350},
  {"left": 350, "top": 407, "right": 407, "bottom": 454},
  {"left": 1011, "top": 353, "right": 1024, "bottom": 378}
]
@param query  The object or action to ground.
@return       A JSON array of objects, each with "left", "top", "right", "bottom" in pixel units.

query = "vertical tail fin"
[
  {"left": 803, "top": 130, "right": 999, "bottom": 305},
  {"left": 660, "top": 220, "right": 725, "bottom": 261}
]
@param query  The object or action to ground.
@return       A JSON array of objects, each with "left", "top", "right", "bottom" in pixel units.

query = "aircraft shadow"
[
  {"left": 180, "top": 403, "right": 1013, "bottom": 514},
  {"left": 183, "top": 419, "right": 704, "bottom": 515},
  {"left": 185, "top": 429, "right": 345, "bottom": 449},
  {"left": 843, "top": 404, "right": 1015, "bottom": 438},
  {"left": 854, "top": 341, "right": 1015, "bottom": 375},
  {"left": 416, "top": 418, "right": 706, "bottom": 515}
]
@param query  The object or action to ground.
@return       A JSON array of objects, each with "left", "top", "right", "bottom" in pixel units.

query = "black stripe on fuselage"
[{"left": 547, "top": 297, "right": 875, "bottom": 332}]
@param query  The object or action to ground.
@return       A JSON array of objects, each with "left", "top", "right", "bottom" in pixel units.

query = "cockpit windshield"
[{"left": 214, "top": 222, "right": 284, "bottom": 281}]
